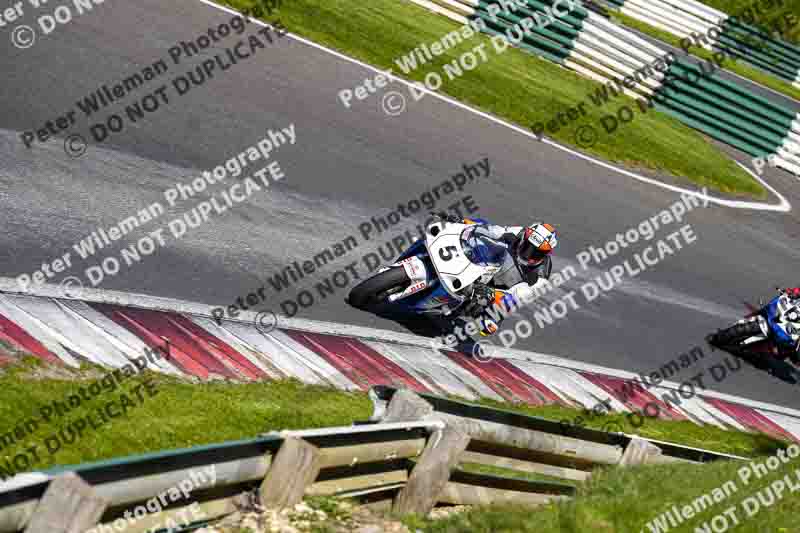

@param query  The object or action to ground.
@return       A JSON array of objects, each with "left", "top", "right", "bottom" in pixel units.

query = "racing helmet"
[{"left": 517, "top": 223, "right": 558, "bottom": 266}]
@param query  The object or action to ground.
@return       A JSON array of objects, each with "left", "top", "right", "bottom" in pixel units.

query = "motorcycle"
[
  {"left": 347, "top": 216, "right": 517, "bottom": 323},
  {"left": 706, "top": 290, "right": 800, "bottom": 364}
]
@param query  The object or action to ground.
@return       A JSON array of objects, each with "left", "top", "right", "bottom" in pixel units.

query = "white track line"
[{"left": 194, "top": 0, "right": 791, "bottom": 212}]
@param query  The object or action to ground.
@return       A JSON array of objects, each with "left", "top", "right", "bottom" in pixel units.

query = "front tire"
[
  {"left": 707, "top": 321, "right": 763, "bottom": 348},
  {"left": 347, "top": 267, "right": 409, "bottom": 309}
]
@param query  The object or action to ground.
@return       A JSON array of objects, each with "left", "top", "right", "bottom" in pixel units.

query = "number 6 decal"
[{"left": 438, "top": 245, "right": 459, "bottom": 261}]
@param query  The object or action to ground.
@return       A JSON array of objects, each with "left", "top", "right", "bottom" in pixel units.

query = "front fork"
[{"left": 757, "top": 315, "right": 770, "bottom": 338}]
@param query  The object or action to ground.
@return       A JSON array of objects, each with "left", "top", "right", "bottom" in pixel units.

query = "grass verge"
[
  {"left": 0, "top": 358, "right": 371, "bottom": 475},
  {"left": 0, "top": 358, "right": 788, "bottom": 475},
  {"left": 2, "top": 358, "right": 797, "bottom": 532},
  {"left": 402, "top": 455, "right": 800, "bottom": 532},
  {"left": 223, "top": 0, "right": 765, "bottom": 197},
  {"left": 609, "top": 10, "right": 800, "bottom": 103}
]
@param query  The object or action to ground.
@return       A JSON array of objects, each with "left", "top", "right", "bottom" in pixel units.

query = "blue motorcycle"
[{"left": 707, "top": 290, "right": 800, "bottom": 363}]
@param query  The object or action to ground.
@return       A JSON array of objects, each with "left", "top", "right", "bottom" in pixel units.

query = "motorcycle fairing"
[
  {"left": 379, "top": 239, "right": 461, "bottom": 313},
  {"left": 766, "top": 295, "right": 800, "bottom": 347},
  {"left": 387, "top": 257, "right": 429, "bottom": 302},
  {"left": 425, "top": 221, "right": 501, "bottom": 299}
]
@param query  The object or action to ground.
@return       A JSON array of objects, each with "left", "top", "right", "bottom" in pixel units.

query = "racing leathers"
[{"left": 455, "top": 218, "right": 553, "bottom": 335}]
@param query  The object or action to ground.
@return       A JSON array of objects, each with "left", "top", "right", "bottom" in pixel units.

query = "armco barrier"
[
  {"left": 403, "top": 0, "right": 800, "bottom": 175},
  {"left": 601, "top": 0, "right": 800, "bottom": 88},
  {"left": 0, "top": 422, "right": 431, "bottom": 533},
  {"left": 0, "top": 388, "right": 747, "bottom": 533},
  {"left": 370, "top": 386, "right": 748, "bottom": 463}
]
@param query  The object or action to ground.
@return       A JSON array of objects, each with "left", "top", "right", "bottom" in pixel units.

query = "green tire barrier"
[
  {"left": 410, "top": 0, "right": 800, "bottom": 173},
  {"left": 713, "top": 24, "right": 799, "bottom": 81},
  {"left": 721, "top": 17, "right": 800, "bottom": 64},
  {"left": 473, "top": 1, "right": 578, "bottom": 60},
  {"left": 602, "top": 0, "right": 800, "bottom": 86}
]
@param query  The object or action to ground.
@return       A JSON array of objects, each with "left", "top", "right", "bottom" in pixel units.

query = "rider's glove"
[
  {"left": 462, "top": 283, "right": 495, "bottom": 319},
  {"left": 472, "top": 283, "right": 495, "bottom": 309},
  {"left": 438, "top": 212, "right": 462, "bottom": 224},
  {"left": 479, "top": 317, "right": 499, "bottom": 336}
]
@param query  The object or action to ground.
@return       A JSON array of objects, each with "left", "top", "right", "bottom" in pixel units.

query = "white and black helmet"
[{"left": 517, "top": 223, "right": 558, "bottom": 266}]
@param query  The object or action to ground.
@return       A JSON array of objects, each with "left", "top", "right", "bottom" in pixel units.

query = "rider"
[
  {"left": 444, "top": 215, "right": 558, "bottom": 336},
  {"left": 770, "top": 287, "right": 800, "bottom": 365}
]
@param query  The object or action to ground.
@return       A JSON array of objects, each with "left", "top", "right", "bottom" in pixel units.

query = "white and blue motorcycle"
[
  {"left": 707, "top": 290, "right": 800, "bottom": 365},
  {"left": 347, "top": 216, "right": 507, "bottom": 319}
]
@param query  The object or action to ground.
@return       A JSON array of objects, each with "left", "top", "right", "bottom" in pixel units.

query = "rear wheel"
[
  {"left": 347, "top": 267, "right": 409, "bottom": 309},
  {"left": 707, "top": 321, "right": 763, "bottom": 348}
]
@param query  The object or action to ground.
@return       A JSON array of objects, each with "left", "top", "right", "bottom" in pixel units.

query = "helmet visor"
[
  {"left": 518, "top": 225, "right": 554, "bottom": 265},
  {"left": 518, "top": 239, "right": 547, "bottom": 265}
]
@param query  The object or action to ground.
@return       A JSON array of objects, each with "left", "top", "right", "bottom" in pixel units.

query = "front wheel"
[
  {"left": 347, "top": 267, "right": 409, "bottom": 309},
  {"left": 707, "top": 320, "right": 763, "bottom": 348}
]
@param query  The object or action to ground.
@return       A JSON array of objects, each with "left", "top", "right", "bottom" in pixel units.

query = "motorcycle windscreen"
[
  {"left": 461, "top": 226, "right": 507, "bottom": 267},
  {"left": 426, "top": 223, "right": 500, "bottom": 298}
]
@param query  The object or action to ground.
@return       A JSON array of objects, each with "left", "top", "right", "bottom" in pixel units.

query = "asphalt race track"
[{"left": 1, "top": 0, "right": 800, "bottom": 408}]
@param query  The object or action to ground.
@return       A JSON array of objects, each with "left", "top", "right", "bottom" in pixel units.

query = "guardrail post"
[
  {"left": 23, "top": 472, "right": 107, "bottom": 533},
  {"left": 619, "top": 437, "right": 664, "bottom": 466},
  {"left": 393, "top": 423, "right": 470, "bottom": 516},
  {"left": 381, "top": 388, "right": 434, "bottom": 422},
  {"left": 259, "top": 436, "right": 322, "bottom": 509},
  {"left": 380, "top": 388, "right": 470, "bottom": 515}
]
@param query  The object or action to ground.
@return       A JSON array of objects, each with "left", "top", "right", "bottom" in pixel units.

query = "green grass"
[
  {"left": 225, "top": 0, "right": 765, "bottom": 197},
  {"left": 458, "top": 461, "right": 583, "bottom": 487},
  {"left": 0, "top": 358, "right": 371, "bottom": 475},
  {"left": 402, "top": 455, "right": 800, "bottom": 532},
  {"left": 610, "top": 10, "right": 800, "bottom": 103},
  {"left": 0, "top": 358, "right": 788, "bottom": 477},
  {"left": 2, "top": 359, "right": 797, "bottom": 532}
]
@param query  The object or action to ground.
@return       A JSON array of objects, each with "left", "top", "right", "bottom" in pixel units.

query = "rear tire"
[
  {"left": 347, "top": 267, "right": 409, "bottom": 309},
  {"left": 707, "top": 321, "right": 763, "bottom": 348}
]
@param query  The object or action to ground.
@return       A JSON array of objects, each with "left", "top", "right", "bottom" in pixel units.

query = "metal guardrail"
[
  {"left": 369, "top": 385, "right": 749, "bottom": 464},
  {"left": 0, "top": 423, "right": 431, "bottom": 533},
  {"left": 0, "top": 387, "right": 747, "bottom": 533}
]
